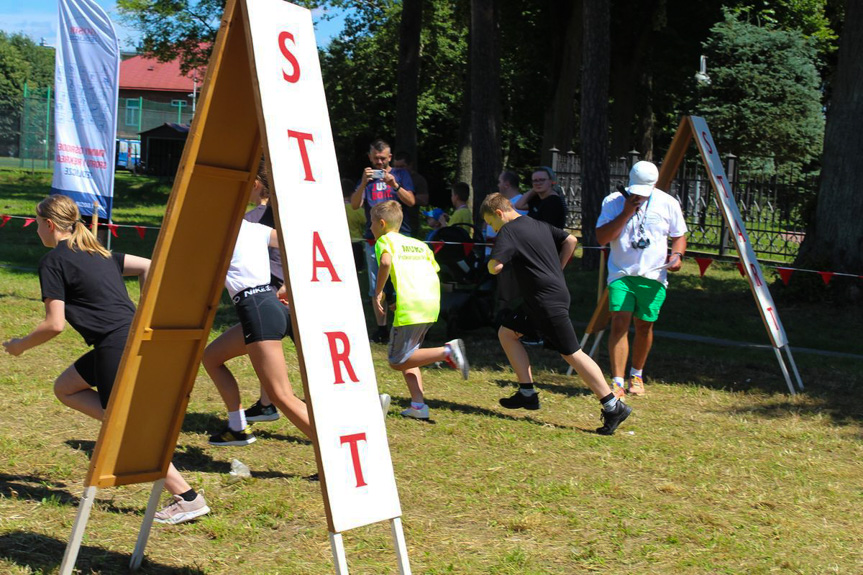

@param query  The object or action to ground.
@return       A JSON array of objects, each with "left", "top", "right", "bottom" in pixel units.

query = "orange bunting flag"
[
  {"left": 736, "top": 261, "right": 745, "bottom": 276},
  {"left": 818, "top": 271, "right": 834, "bottom": 286},
  {"left": 106, "top": 223, "right": 119, "bottom": 237},
  {"left": 694, "top": 257, "right": 713, "bottom": 277},
  {"left": 1, "top": 215, "right": 10, "bottom": 227},
  {"left": 462, "top": 242, "right": 475, "bottom": 257},
  {"left": 430, "top": 241, "right": 444, "bottom": 254},
  {"left": 776, "top": 267, "right": 794, "bottom": 285},
  {"left": 134, "top": 226, "right": 146, "bottom": 239},
  {"left": 23, "top": 218, "right": 35, "bottom": 227}
]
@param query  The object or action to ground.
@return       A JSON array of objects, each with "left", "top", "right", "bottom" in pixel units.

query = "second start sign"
[{"left": 242, "top": 0, "right": 402, "bottom": 533}]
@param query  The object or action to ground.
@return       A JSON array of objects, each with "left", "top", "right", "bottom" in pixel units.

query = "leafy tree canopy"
[{"left": 698, "top": 10, "right": 824, "bottom": 167}]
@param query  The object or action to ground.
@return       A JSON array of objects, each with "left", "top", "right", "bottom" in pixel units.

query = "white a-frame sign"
[
  {"left": 575, "top": 116, "right": 803, "bottom": 395},
  {"left": 58, "top": 1, "right": 410, "bottom": 573}
]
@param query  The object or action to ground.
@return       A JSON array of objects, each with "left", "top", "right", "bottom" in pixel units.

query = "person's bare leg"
[
  {"left": 247, "top": 340, "right": 313, "bottom": 439},
  {"left": 562, "top": 349, "right": 613, "bottom": 399},
  {"left": 498, "top": 326, "right": 532, "bottom": 383},
  {"left": 391, "top": 347, "right": 447, "bottom": 370},
  {"left": 608, "top": 311, "right": 633, "bottom": 378},
  {"left": 402, "top": 367, "right": 425, "bottom": 404},
  {"left": 201, "top": 324, "right": 247, "bottom": 412},
  {"left": 631, "top": 318, "right": 655, "bottom": 371}
]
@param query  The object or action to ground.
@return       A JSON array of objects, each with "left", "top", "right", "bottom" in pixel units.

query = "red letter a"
[{"left": 311, "top": 232, "right": 341, "bottom": 282}]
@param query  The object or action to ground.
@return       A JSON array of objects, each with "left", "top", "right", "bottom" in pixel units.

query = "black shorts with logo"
[{"left": 232, "top": 285, "right": 294, "bottom": 345}]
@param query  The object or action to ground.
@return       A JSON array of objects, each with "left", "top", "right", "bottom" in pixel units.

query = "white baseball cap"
[{"left": 626, "top": 161, "right": 658, "bottom": 197}]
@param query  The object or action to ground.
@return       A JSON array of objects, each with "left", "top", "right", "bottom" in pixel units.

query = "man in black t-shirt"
[
  {"left": 482, "top": 193, "right": 631, "bottom": 435},
  {"left": 514, "top": 166, "right": 567, "bottom": 229}
]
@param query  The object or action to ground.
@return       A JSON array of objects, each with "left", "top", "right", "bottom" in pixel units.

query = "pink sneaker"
[
  {"left": 154, "top": 494, "right": 210, "bottom": 525},
  {"left": 627, "top": 375, "right": 646, "bottom": 396}
]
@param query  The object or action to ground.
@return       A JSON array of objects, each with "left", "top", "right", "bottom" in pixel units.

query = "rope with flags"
[{"left": 3, "top": 214, "right": 861, "bottom": 284}]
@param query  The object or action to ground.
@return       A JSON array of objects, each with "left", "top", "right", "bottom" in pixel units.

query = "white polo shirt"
[
  {"left": 596, "top": 188, "right": 687, "bottom": 287},
  {"left": 225, "top": 220, "right": 273, "bottom": 298}
]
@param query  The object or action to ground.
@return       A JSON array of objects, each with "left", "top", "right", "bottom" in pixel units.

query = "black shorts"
[
  {"left": 499, "top": 306, "right": 580, "bottom": 356},
  {"left": 74, "top": 327, "right": 130, "bottom": 409},
  {"left": 233, "top": 285, "right": 294, "bottom": 345}
]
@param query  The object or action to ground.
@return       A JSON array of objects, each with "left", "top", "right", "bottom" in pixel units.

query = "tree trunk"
[
  {"left": 579, "top": 0, "right": 610, "bottom": 270},
  {"left": 540, "top": 0, "right": 582, "bottom": 164},
  {"left": 469, "top": 0, "right": 501, "bottom": 233},
  {"left": 796, "top": 0, "right": 863, "bottom": 297},
  {"left": 395, "top": 0, "right": 423, "bottom": 163}
]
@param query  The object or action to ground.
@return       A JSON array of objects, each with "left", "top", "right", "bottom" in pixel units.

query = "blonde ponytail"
[{"left": 36, "top": 195, "right": 111, "bottom": 258}]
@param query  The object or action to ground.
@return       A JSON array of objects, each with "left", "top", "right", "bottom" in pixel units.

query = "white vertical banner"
[
  {"left": 242, "top": 0, "right": 402, "bottom": 533},
  {"left": 689, "top": 116, "right": 789, "bottom": 348},
  {"left": 52, "top": 0, "right": 120, "bottom": 220}
]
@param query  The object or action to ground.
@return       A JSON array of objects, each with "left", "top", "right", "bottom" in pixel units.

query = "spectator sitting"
[
  {"left": 423, "top": 207, "right": 448, "bottom": 241},
  {"left": 514, "top": 166, "right": 567, "bottom": 229}
]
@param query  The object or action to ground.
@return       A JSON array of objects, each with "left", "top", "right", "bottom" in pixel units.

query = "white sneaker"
[
  {"left": 445, "top": 338, "right": 469, "bottom": 380},
  {"left": 379, "top": 393, "right": 391, "bottom": 414},
  {"left": 154, "top": 494, "right": 210, "bottom": 525},
  {"left": 400, "top": 405, "right": 429, "bottom": 420}
]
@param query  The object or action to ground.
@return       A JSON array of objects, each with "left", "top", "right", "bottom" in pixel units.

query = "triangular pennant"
[
  {"left": 1, "top": 215, "right": 10, "bottom": 227},
  {"left": 106, "top": 223, "right": 119, "bottom": 238},
  {"left": 776, "top": 267, "right": 794, "bottom": 286},
  {"left": 736, "top": 261, "right": 745, "bottom": 277},
  {"left": 462, "top": 242, "right": 474, "bottom": 257},
  {"left": 366, "top": 238, "right": 375, "bottom": 247},
  {"left": 23, "top": 218, "right": 36, "bottom": 227},
  {"left": 430, "top": 241, "right": 444, "bottom": 254},
  {"left": 818, "top": 271, "right": 834, "bottom": 286},
  {"left": 134, "top": 226, "right": 146, "bottom": 239},
  {"left": 694, "top": 257, "right": 713, "bottom": 277}
]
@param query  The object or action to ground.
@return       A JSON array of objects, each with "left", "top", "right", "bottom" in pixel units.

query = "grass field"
[{"left": 1, "top": 171, "right": 862, "bottom": 574}]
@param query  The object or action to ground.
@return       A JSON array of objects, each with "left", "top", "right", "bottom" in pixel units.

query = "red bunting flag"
[
  {"left": 366, "top": 238, "right": 375, "bottom": 247},
  {"left": 776, "top": 267, "right": 794, "bottom": 285},
  {"left": 736, "top": 261, "right": 745, "bottom": 276},
  {"left": 106, "top": 223, "right": 119, "bottom": 237},
  {"left": 430, "top": 241, "right": 444, "bottom": 254},
  {"left": 818, "top": 271, "right": 834, "bottom": 286},
  {"left": 694, "top": 257, "right": 713, "bottom": 277},
  {"left": 462, "top": 242, "right": 475, "bottom": 257},
  {"left": 1, "top": 215, "right": 10, "bottom": 227},
  {"left": 134, "top": 226, "right": 146, "bottom": 239},
  {"left": 23, "top": 218, "right": 36, "bottom": 227}
]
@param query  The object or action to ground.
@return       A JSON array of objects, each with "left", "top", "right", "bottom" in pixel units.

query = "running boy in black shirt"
[{"left": 482, "top": 193, "right": 631, "bottom": 435}]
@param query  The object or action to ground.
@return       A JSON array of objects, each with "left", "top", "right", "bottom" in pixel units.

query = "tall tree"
[
  {"left": 580, "top": 0, "right": 610, "bottom": 269},
  {"left": 394, "top": 0, "right": 423, "bottom": 163},
  {"left": 796, "top": 0, "right": 863, "bottom": 285},
  {"left": 469, "top": 0, "right": 501, "bottom": 227}
]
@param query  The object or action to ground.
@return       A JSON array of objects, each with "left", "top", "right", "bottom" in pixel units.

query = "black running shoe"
[
  {"left": 499, "top": 390, "right": 540, "bottom": 410},
  {"left": 596, "top": 402, "right": 632, "bottom": 436},
  {"left": 209, "top": 426, "right": 256, "bottom": 446},
  {"left": 244, "top": 400, "right": 279, "bottom": 422}
]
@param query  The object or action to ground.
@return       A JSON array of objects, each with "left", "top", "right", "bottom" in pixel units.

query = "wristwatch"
[
  {"left": 673, "top": 252, "right": 684, "bottom": 260},
  {"left": 394, "top": 183, "right": 401, "bottom": 192}
]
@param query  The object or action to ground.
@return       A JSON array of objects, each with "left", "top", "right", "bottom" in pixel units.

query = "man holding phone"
[
  {"left": 595, "top": 161, "right": 687, "bottom": 398},
  {"left": 351, "top": 139, "right": 415, "bottom": 342}
]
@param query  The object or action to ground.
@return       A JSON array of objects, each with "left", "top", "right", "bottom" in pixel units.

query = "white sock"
[
  {"left": 603, "top": 397, "right": 619, "bottom": 412},
  {"left": 228, "top": 409, "right": 247, "bottom": 432},
  {"left": 411, "top": 402, "right": 426, "bottom": 410},
  {"left": 612, "top": 376, "right": 625, "bottom": 387},
  {"left": 630, "top": 368, "right": 643, "bottom": 379}
]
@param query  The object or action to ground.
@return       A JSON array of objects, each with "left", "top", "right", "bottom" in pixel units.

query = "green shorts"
[{"left": 608, "top": 276, "right": 666, "bottom": 322}]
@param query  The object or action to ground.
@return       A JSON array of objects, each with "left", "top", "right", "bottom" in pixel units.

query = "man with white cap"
[{"left": 595, "top": 160, "right": 687, "bottom": 397}]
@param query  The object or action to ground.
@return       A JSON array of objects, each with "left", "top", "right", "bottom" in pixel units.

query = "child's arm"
[
  {"left": 559, "top": 235, "right": 577, "bottom": 270},
  {"left": 122, "top": 254, "right": 151, "bottom": 289},
  {"left": 2, "top": 298, "right": 66, "bottom": 356},
  {"left": 373, "top": 252, "right": 393, "bottom": 317},
  {"left": 487, "top": 258, "right": 504, "bottom": 275}
]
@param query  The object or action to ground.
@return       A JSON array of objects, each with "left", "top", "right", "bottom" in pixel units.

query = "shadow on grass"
[
  {"left": 0, "top": 531, "right": 205, "bottom": 574},
  {"left": 401, "top": 395, "right": 581, "bottom": 430},
  {"left": 0, "top": 472, "right": 140, "bottom": 514}
]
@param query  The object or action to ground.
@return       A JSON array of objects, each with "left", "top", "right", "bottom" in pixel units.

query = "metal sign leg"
[
  {"left": 59, "top": 485, "right": 98, "bottom": 575},
  {"left": 130, "top": 478, "right": 165, "bottom": 571},
  {"left": 772, "top": 346, "right": 796, "bottom": 395},
  {"left": 390, "top": 517, "right": 412, "bottom": 575},
  {"left": 588, "top": 330, "right": 605, "bottom": 359},
  {"left": 329, "top": 531, "right": 349, "bottom": 574},
  {"left": 783, "top": 345, "right": 804, "bottom": 391}
]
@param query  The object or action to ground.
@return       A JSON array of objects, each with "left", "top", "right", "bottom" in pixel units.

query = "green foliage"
[
  {"left": 698, "top": 10, "right": 825, "bottom": 166},
  {"left": 0, "top": 33, "right": 54, "bottom": 156}
]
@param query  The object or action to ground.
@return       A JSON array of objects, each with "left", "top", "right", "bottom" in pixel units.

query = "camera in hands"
[{"left": 372, "top": 169, "right": 386, "bottom": 180}]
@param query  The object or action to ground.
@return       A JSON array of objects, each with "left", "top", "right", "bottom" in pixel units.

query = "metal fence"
[
  {"left": 551, "top": 149, "right": 817, "bottom": 262},
  {"left": 2, "top": 88, "right": 194, "bottom": 170}
]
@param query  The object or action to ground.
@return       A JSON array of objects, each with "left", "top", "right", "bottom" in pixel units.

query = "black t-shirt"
[
  {"left": 39, "top": 241, "right": 136, "bottom": 345},
  {"left": 491, "top": 216, "right": 571, "bottom": 317},
  {"left": 527, "top": 193, "right": 567, "bottom": 229}
]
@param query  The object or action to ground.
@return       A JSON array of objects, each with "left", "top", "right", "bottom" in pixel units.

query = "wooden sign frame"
[
  {"left": 573, "top": 116, "right": 803, "bottom": 395},
  {"left": 59, "top": 1, "right": 410, "bottom": 573}
]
